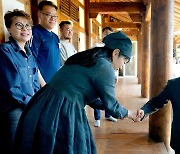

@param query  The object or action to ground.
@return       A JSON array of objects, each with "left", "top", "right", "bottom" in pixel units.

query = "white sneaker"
[
  {"left": 106, "top": 116, "right": 117, "bottom": 122},
  {"left": 94, "top": 120, "right": 100, "bottom": 127}
]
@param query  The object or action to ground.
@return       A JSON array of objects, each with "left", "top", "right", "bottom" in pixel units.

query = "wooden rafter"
[
  {"left": 129, "top": 13, "right": 142, "bottom": 23},
  {"left": 110, "top": 13, "right": 132, "bottom": 22},
  {"left": 121, "top": 29, "right": 139, "bottom": 36},
  {"left": 104, "top": 22, "right": 141, "bottom": 29},
  {"left": 175, "top": 1, "right": 180, "bottom": 8},
  {"left": 89, "top": 13, "right": 98, "bottom": 18},
  {"left": 89, "top": 2, "right": 146, "bottom": 14}
]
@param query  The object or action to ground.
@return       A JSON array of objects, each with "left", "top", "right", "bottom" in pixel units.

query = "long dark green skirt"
[{"left": 14, "top": 85, "right": 96, "bottom": 154}]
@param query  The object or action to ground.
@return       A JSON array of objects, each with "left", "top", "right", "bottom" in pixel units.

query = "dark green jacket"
[{"left": 14, "top": 58, "right": 128, "bottom": 154}]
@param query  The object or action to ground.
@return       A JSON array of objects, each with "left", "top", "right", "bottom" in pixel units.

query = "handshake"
[{"left": 126, "top": 109, "right": 145, "bottom": 122}]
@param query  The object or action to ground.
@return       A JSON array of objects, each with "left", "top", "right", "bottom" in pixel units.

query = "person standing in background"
[
  {"left": 93, "top": 27, "right": 118, "bottom": 127},
  {"left": 0, "top": 9, "right": 40, "bottom": 153},
  {"left": 172, "top": 50, "right": 180, "bottom": 78},
  {"left": 30, "top": 1, "right": 61, "bottom": 83},
  {"left": 59, "top": 21, "right": 77, "bottom": 65}
]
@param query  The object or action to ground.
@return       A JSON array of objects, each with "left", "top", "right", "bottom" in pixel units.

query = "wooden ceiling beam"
[
  {"left": 174, "top": 7, "right": 180, "bottom": 13},
  {"left": 174, "top": 24, "right": 180, "bottom": 28},
  {"left": 128, "top": 35, "right": 137, "bottom": 41},
  {"left": 129, "top": 13, "right": 142, "bottom": 23},
  {"left": 174, "top": 26, "right": 180, "bottom": 30},
  {"left": 145, "top": 3, "right": 151, "bottom": 21},
  {"left": 174, "top": 21, "right": 180, "bottom": 25},
  {"left": 103, "top": 14, "right": 111, "bottom": 22},
  {"left": 175, "top": 1, "right": 180, "bottom": 8},
  {"left": 174, "top": 25, "right": 180, "bottom": 29},
  {"left": 174, "top": 19, "right": 180, "bottom": 23},
  {"left": 142, "top": 0, "right": 150, "bottom": 5},
  {"left": 89, "top": 13, "right": 98, "bottom": 18},
  {"left": 174, "top": 28, "right": 180, "bottom": 32},
  {"left": 110, "top": 14, "right": 132, "bottom": 22},
  {"left": 174, "top": 13, "right": 180, "bottom": 18},
  {"left": 174, "top": 17, "right": 180, "bottom": 22},
  {"left": 174, "top": 11, "right": 180, "bottom": 18},
  {"left": 174, "top": 10, "right": 180, "bottom": 15},
  {"left": 174, "top": 18, "right": 180, "bottom": 22},
  {"left": 89, "top": 2, "right": 146, "bottom": 14},
  {"left": 174, "top": 25, "right": 180, "bottom": 28},
  {"left": 121, "top": 29, "right": 139, "bottom": 36},
  {"left": 104, "top": 22, "right": 141, "bottom": 29},
  {"left": 174, "top": 27, "right": 180, "bottom": 30}
]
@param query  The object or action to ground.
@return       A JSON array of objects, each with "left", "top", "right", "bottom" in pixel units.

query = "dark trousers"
[
  {"left": 94, "top": 109, "right": 110, "bottom": 120},
  {"left": 0, "top": 108, "right": 23, "bottom": 154}
]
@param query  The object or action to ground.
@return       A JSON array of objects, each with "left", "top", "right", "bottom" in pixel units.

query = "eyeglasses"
[
  {"left": 40, "top": 12, "right": 58, "bottom": 19},
  {"left": 15, "top": 22, "right": 32, "bottom": 30},
  {"left": 120, "top": 55, "right": 130, "bottom": 64},
  {"left": 124, "top": 57, "right": 130, "bottom": 64}
]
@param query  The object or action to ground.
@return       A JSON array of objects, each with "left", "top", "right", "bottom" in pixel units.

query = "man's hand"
[{"left": 127, "top": 110, "right": 144, "bottom": 122}]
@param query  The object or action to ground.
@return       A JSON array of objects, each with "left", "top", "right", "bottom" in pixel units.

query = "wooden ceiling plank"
[
  {"left": 175, "top": 1, "right": 180, "bottom": 8},
  {"left": 89, "top": 13, "right": 98, "bottom": 18},
  {"left": 174, "top": 18, "right": 180, "bottom": 22},
  {"left": 89, "top": 2, "right": 146, "bottom": 14},
  {"left": 174, "top": 10, "right": 180, "bottom": 14},
  {"left": 110, "top": 14, "right": 132, "bottom": 22},
  {"left": 174, "top": 17, "right": 180, "bottom": 22},
  {"left": 104, "top": 21, "right": 141, "bottom": 29},
  {"left": 174, "top": 7, "right": 180, "bottom": 12},
  {"left": 174, "top": 12, "right": 180, "bottom": 18},
  {"left": 122, "top": 30, "right": 139, "bottom": 36},
  {"left": 129, "top": 13, "right": 142, "bottom": 23}
]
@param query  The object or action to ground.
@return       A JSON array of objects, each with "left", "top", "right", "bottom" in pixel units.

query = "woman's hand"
[
  {"left": 127, "top": 110, "right": 138, "bottom": 121},
  {"left": 127, "top": 109, "right": 144, "bottom": 122},
  {"left": 134, "top": 109, "right": 144, "bottom": 122}
]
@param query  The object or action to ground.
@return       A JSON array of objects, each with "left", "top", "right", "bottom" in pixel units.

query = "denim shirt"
[{"left": 0, "top": 37, "right": 40, "bottom": 112}]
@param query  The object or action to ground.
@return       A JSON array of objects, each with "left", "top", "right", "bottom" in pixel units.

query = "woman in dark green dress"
[{"left": 14, "top": 31, "right": 136, "bottom": 154}]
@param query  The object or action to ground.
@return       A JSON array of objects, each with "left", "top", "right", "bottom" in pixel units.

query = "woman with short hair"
[{"left": 0, "top": 9, "right": 40, "bottom": 153}]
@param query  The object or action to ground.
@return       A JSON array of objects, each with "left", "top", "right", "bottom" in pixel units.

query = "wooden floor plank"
[{"left": 86, "top": 77, "right": 171, "bottom": 154}]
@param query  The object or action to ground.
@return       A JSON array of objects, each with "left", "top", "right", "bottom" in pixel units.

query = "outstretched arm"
[
  {"left": 134, "top": 80, "right": 172, "bottom": 122},
  {"left": 92, "top": 60, "right": 128, "bottom": 119}
]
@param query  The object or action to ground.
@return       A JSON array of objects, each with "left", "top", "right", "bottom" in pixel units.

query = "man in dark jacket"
[{"left": 136, "top": 77, "right": 180, "bottom": 154}]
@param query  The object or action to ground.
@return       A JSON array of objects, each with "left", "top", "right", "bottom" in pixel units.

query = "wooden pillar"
[
  {"left": 85, "top": 0, "right": 91, "bottom": 49},
  {"left": 102, "top": 14, "right": 110, "bottom": 29},
  {"left": 0, "top": 0, "right": 5, "bottom": 44},
  {"left": 137, "top": 31, "right": 142, "bottom": 84},
  {"left": 173, "top": 38, "right": 177, "bottom": 50},
  {"left": 149, "top": 0, "right": 174, "bottom": 150},
  {"left": 141, "top": 21, "right": 150, "bottom": 98},
  {"left": 31, "top": 0, "right": 39, "bottom": 25}
]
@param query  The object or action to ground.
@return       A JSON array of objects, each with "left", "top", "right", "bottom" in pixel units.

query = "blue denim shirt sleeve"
[{"left": 0, "top": 40, "right": 40, "bottom": 108}]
